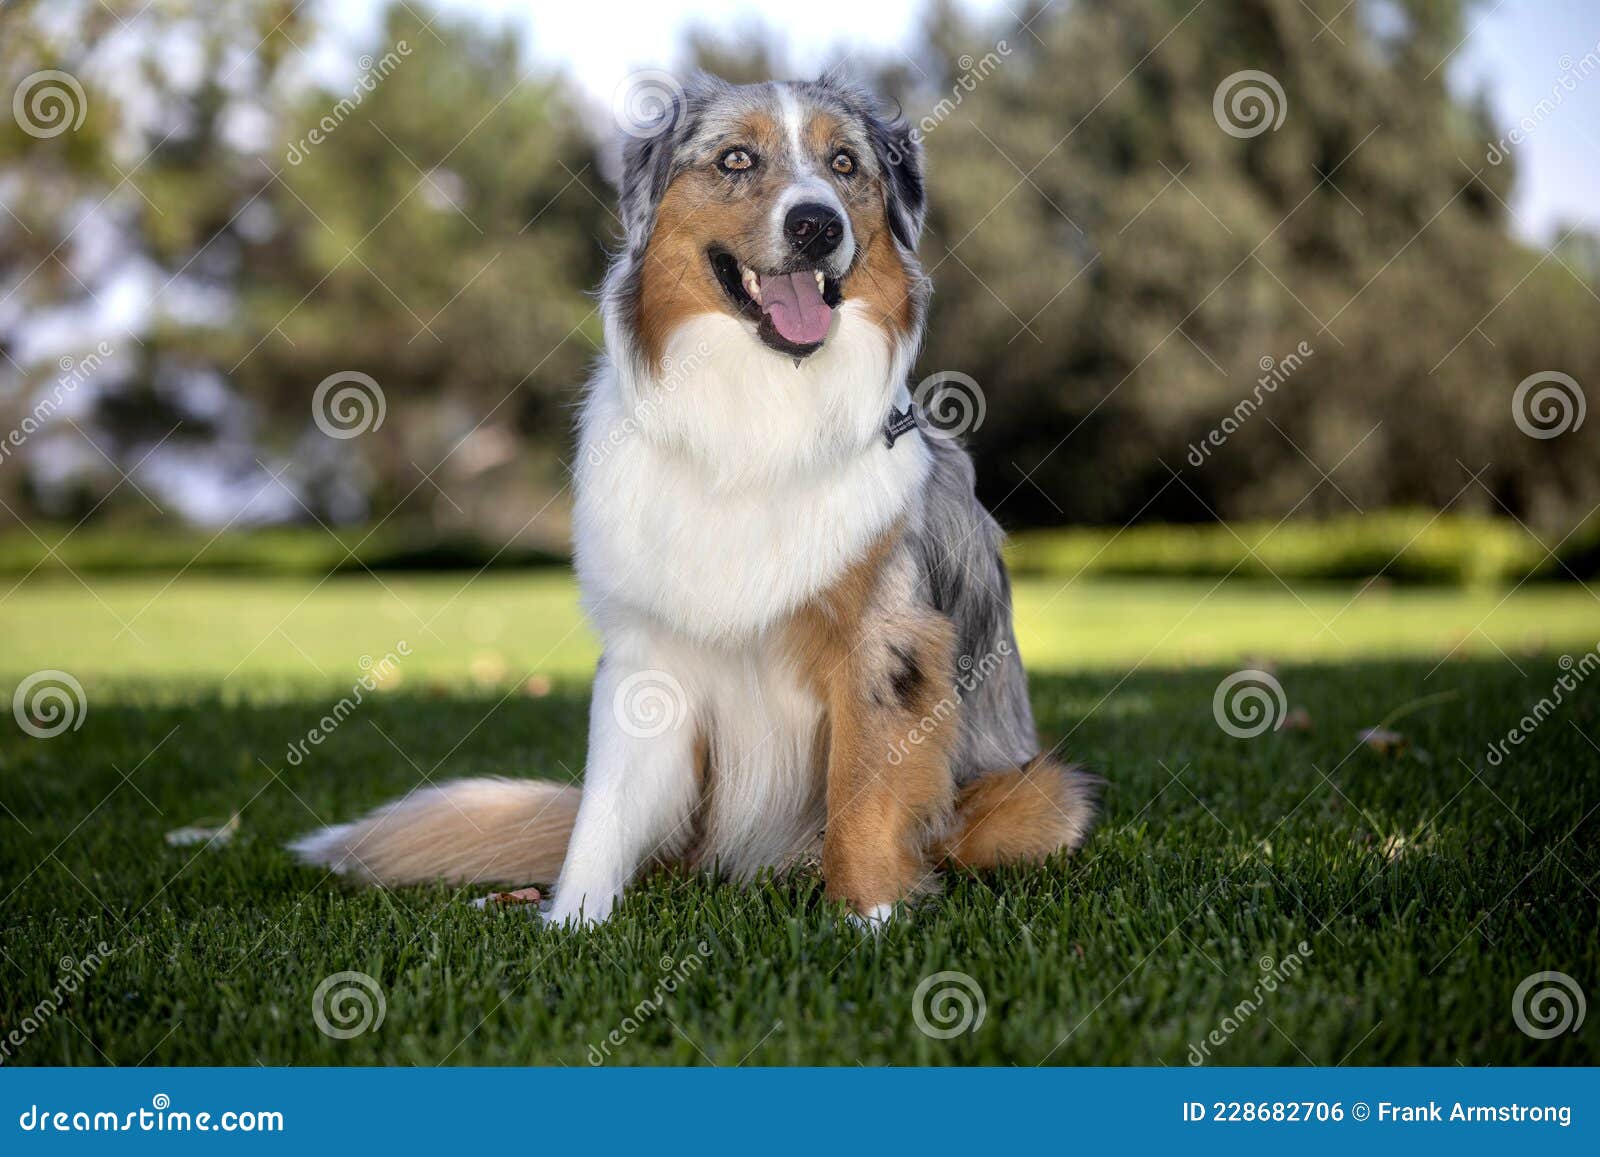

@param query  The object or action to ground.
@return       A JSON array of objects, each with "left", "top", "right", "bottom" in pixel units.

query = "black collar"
[{"left": 883, "top": 402, "right": 918, "bottom": 449}]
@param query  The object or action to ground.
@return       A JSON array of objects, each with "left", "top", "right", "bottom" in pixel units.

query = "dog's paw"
[
  {"left": 845, "top": 902, "right": 898, "bottom": 933},
  {"left": 538, "top": 895, "right": 613, "bottom": 930}
]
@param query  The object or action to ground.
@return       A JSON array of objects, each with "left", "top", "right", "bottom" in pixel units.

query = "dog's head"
[{"left": 610, "top": 73, "right": 927, "bottom": 368}]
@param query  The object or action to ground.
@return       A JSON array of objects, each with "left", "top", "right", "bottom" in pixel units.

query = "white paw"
[
  {"left": 539, "top": 896, "right": 613, "bottom": 929},
  {"left": 846, "top": 902, "right": 898, "bottom": 932}
]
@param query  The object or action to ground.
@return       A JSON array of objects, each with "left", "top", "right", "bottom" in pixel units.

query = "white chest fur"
[{"left": 574, "top": 308, "right": 928, "bottom": 643}]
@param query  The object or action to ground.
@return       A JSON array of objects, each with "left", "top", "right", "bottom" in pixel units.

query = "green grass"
[
  {"left": 6, "top": 570, "right": 1600, "bottom": 682},
  {"left": 2, "top": 573, "right": 1598, "bottom": 1065}
]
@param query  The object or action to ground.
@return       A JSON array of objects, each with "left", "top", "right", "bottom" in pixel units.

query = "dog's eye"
[
  {"left": 720, "top": 149, "right": 755, "bottom": 173},
  {"left": 830, "top": 151, "right": 855, "bottom": 176}
]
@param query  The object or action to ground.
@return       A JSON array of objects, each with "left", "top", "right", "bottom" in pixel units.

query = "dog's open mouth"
[{"left": 709, "top": 248, "right": 844, "bottom": 358}]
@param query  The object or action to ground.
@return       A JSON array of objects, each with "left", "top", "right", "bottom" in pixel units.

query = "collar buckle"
[{"left": 883, "top": 403, "right": 918, "bottom": 449}]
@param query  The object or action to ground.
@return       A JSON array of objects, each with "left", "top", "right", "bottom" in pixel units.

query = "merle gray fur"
[{"left": 910, "top": 436, "right": 1042, "bottom": 783}]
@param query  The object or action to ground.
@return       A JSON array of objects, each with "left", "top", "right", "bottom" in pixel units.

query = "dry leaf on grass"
[
  {"left": 473, "top": 887, "right": 543, "bottom": 909},
  {"left": 1356, "top": 726, "right": 1408, "bottom": 755},
  {"left": 1355, "top": 690, "right": 1458, "bottom": 761},
  {"left": 1282, "top": 707, "right": 1314, "bottom": 732},
  {"left": 164, "top": 813, "right": 240, "bottom": 848}
]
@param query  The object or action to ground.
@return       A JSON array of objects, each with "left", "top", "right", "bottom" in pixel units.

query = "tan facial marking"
[
  {"left": 633, "top": 103, "right": 917, "bottom": 368},
  {"left": 634, "top": 110, "right": 785, "bottom": 367}
]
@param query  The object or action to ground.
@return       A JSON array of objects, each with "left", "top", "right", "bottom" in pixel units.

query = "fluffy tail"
[
  {"left": 289, "top": 777, "right": 581, "bottom": 887},
  {"left": 937, "top": 756, "right": 1101, "bottom": 870}
]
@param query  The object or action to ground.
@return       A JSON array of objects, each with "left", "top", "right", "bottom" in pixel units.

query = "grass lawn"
[{"left": 1, "top": 572, "right": 1597, "bottom": 1065}]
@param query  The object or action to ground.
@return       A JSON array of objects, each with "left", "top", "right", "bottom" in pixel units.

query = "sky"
[{"left": 311, "top": 0, "right": 1600, "bottom": 245}]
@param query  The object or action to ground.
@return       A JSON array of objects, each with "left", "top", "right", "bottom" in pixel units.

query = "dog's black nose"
[{"left": 784, "top": 202, "right": 844, "bottom": 258}]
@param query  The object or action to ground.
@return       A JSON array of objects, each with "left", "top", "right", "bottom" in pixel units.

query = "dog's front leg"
[
  {"left": 544, "top": 646, "right": 700, "bottom": 927},
  {"left": 819, "top": 617, "right": 958, "bottom": 926}
]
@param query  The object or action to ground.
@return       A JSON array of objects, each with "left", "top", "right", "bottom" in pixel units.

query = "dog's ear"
[
  {"left": 617, "top": 72, "right": 726, "bottom": 255},
  {"left": 814, "top": 71, "right": 926, "bottom": 252},
  {"left": 867, "top": 112, "right": 926, "bottom": 252},
  {"left": 617, "top": 107, "right": 681, "bottom": 256}
]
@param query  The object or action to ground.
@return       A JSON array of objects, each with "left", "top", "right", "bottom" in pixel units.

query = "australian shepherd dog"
[{"left": 292, "top": 74, "right": 1100, "bottom": 928}]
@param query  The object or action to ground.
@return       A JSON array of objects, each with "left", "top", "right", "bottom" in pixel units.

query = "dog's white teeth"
[
  {"left": 814, "top": 270, "right": 825, "bottom": 291},
  {"left": 741, "top": 267, "right": 761, "bottom": 302}
]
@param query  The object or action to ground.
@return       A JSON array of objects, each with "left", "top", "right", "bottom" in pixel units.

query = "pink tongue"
[{"left": 759, "top": 271, "right": 832, "bottom": 346}]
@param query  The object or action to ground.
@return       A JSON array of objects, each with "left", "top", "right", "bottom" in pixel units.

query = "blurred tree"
[
  {"left": 874, "top": 0, "right": 1598, "bottom": 531},
  {"left": 1, "top": 0, "right": 608, "bottom": 543},
  {"left": 1, "top": 0, "right": 317, "bottom": 524},
  {"left": 2, "top": 0, "right": 1597, "bottom": 544},
  {"left": 237, "top": 4, "right": 609, "bottom": 534}
]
